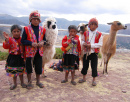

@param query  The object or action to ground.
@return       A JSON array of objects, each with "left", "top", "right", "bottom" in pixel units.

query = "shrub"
[
  {"left": 98, "top": 52, "right": 102, "bottom": 58},
  {"left": 54, "top": 48, "right": 63, "bottom": 59},
  {"left": 0, "top": 51, "right": 8, "bottom": 61}
]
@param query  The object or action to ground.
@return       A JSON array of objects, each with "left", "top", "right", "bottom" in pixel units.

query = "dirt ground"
[{"left": 0, "top": 52, "right": 130, "bottom": 102}]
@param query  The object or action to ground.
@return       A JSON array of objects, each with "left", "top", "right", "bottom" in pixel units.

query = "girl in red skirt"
[{"left": 3, "top": 25, "right": 26, "bottom": 90}]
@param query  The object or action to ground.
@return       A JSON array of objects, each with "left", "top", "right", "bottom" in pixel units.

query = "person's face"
[
  {"left": 69, "top": 29, "right": 77, "bottom": 37},
  {"left": 89, "top": 23, "right": 98, "bottom": 31},
  {"left": 12, "top": 28, "right": 21, "bottom": 38},
  {"left": 31, "top": 18, "right": 40, "bottom": 26}
]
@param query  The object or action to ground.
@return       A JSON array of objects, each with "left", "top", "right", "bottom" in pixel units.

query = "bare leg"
[
  {"left": 79, "top": 74, "right": 86, "bottom": 83},
  {"left": 92, "top": 77, "right": 97, "bottom": 86},
  {"left": 19, "top": 74, "right": 24, "bottom": 84},
  {"left": 19, "top": 74, "right": 26, "bottom": 88},
  {"left": 27, "top": 73, "right": 31, "bottom": 83},
  {"left": 13, "top": 76, "right": 17, "bottom": 86},
  {"left": 83, "top": 75, "right": 86, "bottom": 81},
  {"left": 26, "top": 73, "right": 33, "bottom": 89},
  {"left": 93, "top": 77, "right": 96, "bottom": 82},
  {"left": 71, "top": 70, "right": 76, "bottom": 85},
  {"left": 36, "top": 74, "right": 44, "bottom": 88},
  {"left": 65, "top": 71, "right": 69, "bottom": 81},
  {"left": 61, "top": 71, "right": 69, "bottom": 83},
  {"left": 36, "top": 74, "right": 40, "bottom": 84},
  {"left": 71, "top": 70, "right": 75, "bottom": 82},
  {"left": 10, "top": 76, "right": 17, "bottom": 90}
]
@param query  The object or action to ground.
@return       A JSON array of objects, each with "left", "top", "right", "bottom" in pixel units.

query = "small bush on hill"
[
  {"left": 54, "top": 48, "right": 63, "bottom": 59},
  {"left": 0, "top": 51, "right": 8, "bottom": 61}
]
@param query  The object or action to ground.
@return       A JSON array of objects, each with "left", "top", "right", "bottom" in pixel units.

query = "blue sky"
[{"left": 0, "top": 0, "right": 130, "bottom": 24}]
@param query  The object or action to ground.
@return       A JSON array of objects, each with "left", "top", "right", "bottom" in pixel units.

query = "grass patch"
[
  {"left": 0, "top": 51, "right": 8, "bottom": 61},
  {"left": 98, "top": 52, "right": 102, "bottom": 58},
  {"left": 54, "top": 48, "right": 63, "bottom": 59}
]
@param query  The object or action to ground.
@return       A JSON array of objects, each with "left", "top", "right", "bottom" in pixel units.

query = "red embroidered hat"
[
  {"left": 29, "top": 10, "right": 41, "bottom": 24},
  {"left": 88, "top": 18, "right": 98, "bottom": 28}
]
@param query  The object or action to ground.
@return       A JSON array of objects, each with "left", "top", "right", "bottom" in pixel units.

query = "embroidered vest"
[
  {"left": 24, "top": 25, "right": 46, "bottom": 57},
  {"left": 66, "top": 36, "right": 79, "bottom": 56},
  {"left": 84, "top": 31, "right": 102, "bottom": 53},
  {"left": 3, "top": 37, "right": 22, "bottom": 55},
  {"left": 9, "top": 37, "right": 20, "bottom": 54}
]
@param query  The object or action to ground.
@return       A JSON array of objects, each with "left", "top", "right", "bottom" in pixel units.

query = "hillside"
[{"left": 0, "top": 14, "right": 130, "bottom": 49}]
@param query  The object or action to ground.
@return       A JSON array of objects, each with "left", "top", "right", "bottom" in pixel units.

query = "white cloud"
[{"left": 0, "top": 0, "right": 130, "bottom": 24}]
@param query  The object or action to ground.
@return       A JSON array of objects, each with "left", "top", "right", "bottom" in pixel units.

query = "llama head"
[
  {"left": 77, "top": 23, "right": 88, "bottom": 34},
  {"left": 42, "top": 17, "right": 58, "bottom": 45},
  {"left": 42, "top": 17, "right": 57, "bottom": 30},
  {"left": 107, "top": 21, "right": 127, "bottom": 31}
]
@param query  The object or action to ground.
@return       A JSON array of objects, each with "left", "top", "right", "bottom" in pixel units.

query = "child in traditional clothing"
[
  {"left": 61, "top": 25, "right": 81, "bottom": 85},
  {"left": 3, "top": 25, "right": 26, "bottom": 90},
  {"left": 21, "top": 10, "right": 46, "bottom": 89},
  {"left": 78, "top": 18, "right": 103, "bottom": 86}
]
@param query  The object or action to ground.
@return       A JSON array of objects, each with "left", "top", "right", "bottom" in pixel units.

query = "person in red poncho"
[
  {"left": 3, "top": 25, "right": 26, "bottom": 90},
  {"left": 21, "top": 10, "right": 46, "bottom": 89},
  {"left": 61, "top": 25, "right": 81, "bottom": 85}
]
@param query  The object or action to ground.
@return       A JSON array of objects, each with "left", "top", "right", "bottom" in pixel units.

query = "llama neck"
[{"left": 107, "top": 29, "right": 117, "bottom": 46}]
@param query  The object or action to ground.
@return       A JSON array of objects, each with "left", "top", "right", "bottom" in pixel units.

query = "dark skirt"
[
  {"left": 5, "top": 54, "right": 25, "bottom": 77},
  {"left": 63, "top": 54, "right": 79, "bottom": 72}
]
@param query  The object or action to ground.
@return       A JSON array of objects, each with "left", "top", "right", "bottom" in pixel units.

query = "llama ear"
[
  {"left": 107, "top": 22, "right": 113, "bottom": 25},
  {"left": 47, "top": 21, "right": 51, "bottom": 28},
  {"left": 85, "top": 24, "right": 88, "bottom": 27}
]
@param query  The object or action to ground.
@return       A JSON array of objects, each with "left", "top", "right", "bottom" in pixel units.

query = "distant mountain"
[
  {"left": 0, "top": 14, "right": 27, "bottom": 26},
  {"left": 0, "top": 14, "right": 110, "bottom": 32},
  {"left": 0, "top": 14, "right": 130, "bottom": 49}
]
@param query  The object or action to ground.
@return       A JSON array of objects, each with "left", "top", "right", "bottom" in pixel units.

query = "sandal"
[
  {"left": 10, "top": 85, "right": 17, "bottom": 90},
  {"left": 78, "top": 79, "right": 86, "bottom": 83},
  {"left": 36, "top": 83, "right": 44, "bottom": 88},
  {"left": 27, "top": 83, "right": 33, "bottom": 89},
  {"left": 43, "top": 75, "right": 47, "bottom": 78},
  {"left": 71, "top": 81, "right": 77, "bottom": 85},
  {"left": 21, "top": 83, "right": 27, "bottom": 88},
  {"left": 92, "top": 81, "right": 97, "bottom": 86},
  {"left": 61, "top": 80, "right": 68, "bottom": 83}
]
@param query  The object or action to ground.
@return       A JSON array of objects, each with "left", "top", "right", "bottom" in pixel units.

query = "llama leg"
[
  {"left": 42, "top": 64, "right": 47, "bottom": 78},
  {"left": 105, "top": 61, "right": 108, "bottom": 74},
  {"left": 103, "top": 62, "right": 105, "bottom": 74},
  {"left": 100, "top": 54, "right": 104, "bottom": 67},
  {"left": 105, "top": 53, "right": 111, "bottom": 74},
  {"left": 103, "top": 56, "right": 107, "bottom": 74},
  {"left": 100, "top": 58, "right": 103, "bottom": 67}
]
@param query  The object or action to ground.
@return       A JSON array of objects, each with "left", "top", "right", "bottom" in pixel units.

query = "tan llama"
[{"left": 101, "top": 21, "right": 127, "bottom": 74}]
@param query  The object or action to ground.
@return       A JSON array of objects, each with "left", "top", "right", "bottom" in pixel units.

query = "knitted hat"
[
  {"left": 29, "top": 10, "right": 41, "bottom": 24},
  {"left": 88, "top": 18, "right": 98, "bottom": 28}
]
